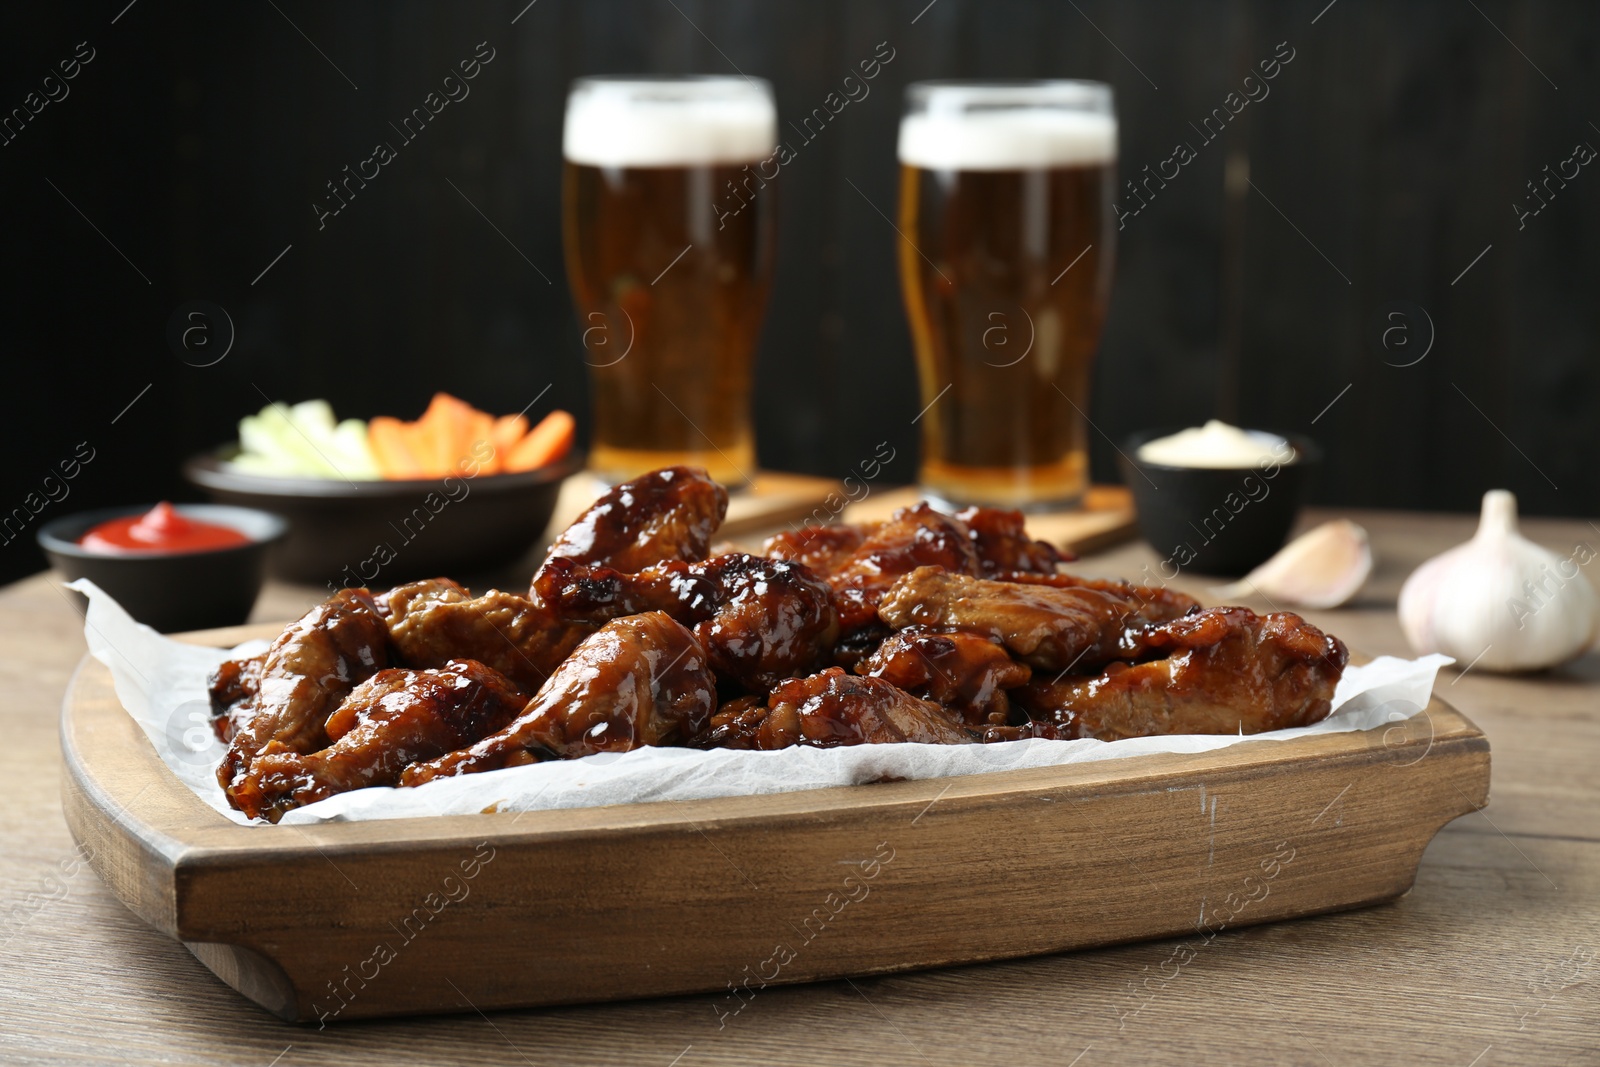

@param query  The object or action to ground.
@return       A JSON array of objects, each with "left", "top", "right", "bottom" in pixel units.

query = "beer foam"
[
  {"left": 898, "top": 109, "right": 1117, "bottom": 170},
  {"left": 564, "top": 81, "right": 777, "bottom": 167}
]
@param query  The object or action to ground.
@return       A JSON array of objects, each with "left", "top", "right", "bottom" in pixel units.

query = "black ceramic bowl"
[
  {"left": 39, "top": 504, "right": 287, "bottom": 633},
  {"left": 183, "top": 448, "right": 585, "bottom": 586},
  {"left": 1117, "top": 427, "right": 1322, "bottom": 577}
]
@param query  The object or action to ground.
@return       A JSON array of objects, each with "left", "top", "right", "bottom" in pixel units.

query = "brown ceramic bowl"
[{"left": 183, "top": 448, "right": 585, "bottom": 587}]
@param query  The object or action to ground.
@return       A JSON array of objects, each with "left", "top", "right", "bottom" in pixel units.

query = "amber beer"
[
  {"left": 562, "top": 77, "right": 777, "bottom": 485},
  {"left": 897, "top": 82, "right": 1117, "bottom": 507}
]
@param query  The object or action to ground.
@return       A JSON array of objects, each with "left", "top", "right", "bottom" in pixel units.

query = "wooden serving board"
[
  {"left": 61, "top": 632, "right": 1488, "bottom": 1025},
  {"left": 844, "top": 485, "right": 1139, "bottom": 556}
]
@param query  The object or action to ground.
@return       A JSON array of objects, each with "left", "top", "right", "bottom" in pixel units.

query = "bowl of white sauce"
[{"left": 1118, "top": 421, "right": 1322, "bottom": 576}]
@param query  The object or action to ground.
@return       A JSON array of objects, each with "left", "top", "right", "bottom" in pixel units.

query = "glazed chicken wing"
[
  {"left": 691, "top": 554, "right": 839, "bottom": 691},
  {"left": 702, "top": 667, "right": 976, "bottom": 749},
  {"left": 216, "top": 588, "right": 391, "bottom": 803},
  {"left": 532, "top": 556, "right": 721, "bottom": 624},
  {"left": 208, "top": 653, "right": 264, "bottom": 742},
  {"left": 878, "top": 566, "right": 1183, "bottom": 674},
  {"left": 953, "top": 506, "right": 1064, "bottom": 576},
  {"left": 229, "top": 659, "right": 528, "bottom": 822},
  {"left": 805, "top": 504, "right": 982, "bottom": 633},
  {"left": 377, "top": 576, "right": 470, "bottom": 620},
  {"left": 760, "top": 504, "right": 1077, "bottom": 635},
  {"left": 856, "top": 629, "right": 1031, "bottom": 727},
  {"left": 385, "top": 584, "right": 593, "bottom": 692},
  {"left": 535, "top": 553, "right": 839, "bottom": 692},
  {"left": 1016, "top": 607, "right": 1349, "bottom": 740},
  {"left": 761, "top": 523, "right": 876, "bottom": 576},
  {"left": 541, "top": 465, "right": 728, "bottom": 575},
  {"left": 763, "top": 505, "right": 1064, "bottom": 582},
  {"left": 401, "top": 611, "right": 715, "bottom": 782},
  {"left": 995, "top": 569, "right": 1200, "bottom": 623}
]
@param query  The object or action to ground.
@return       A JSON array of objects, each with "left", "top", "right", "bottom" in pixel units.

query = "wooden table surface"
[{"left": 2, "top": 507, "right": 1597, "bottom": 1066}]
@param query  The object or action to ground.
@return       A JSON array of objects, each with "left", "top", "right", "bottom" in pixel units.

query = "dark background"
[{"left": 3, "top": 0, "right": 1596, "bottom": 585}]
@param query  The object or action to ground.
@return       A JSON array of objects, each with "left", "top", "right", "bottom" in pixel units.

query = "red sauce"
[{"left": 80, "top": 502, "right": 251, "bottom": 555}]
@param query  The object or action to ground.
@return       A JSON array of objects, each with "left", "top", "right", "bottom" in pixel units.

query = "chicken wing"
[
  {"left": 376, "top": 576, "right": 470, "bottom": 619},
  {"left": 385, "top": 584, "right": 593, "bottom": 693},
  {"left": 541, "top": 465, "right": 728, "bottom": 575},
  {"left": 1016, "top": 607, "right": 1349, "bottom": 740},
  {"left": 229, "top": 659, "right": 528, "bottom": 822},
  {"left": 702, "top": 667, "right": 977, "bottom": 749},
  {"left": 216, "top": 588, "right": 391, "bottom": 803},
  {"left": 532, "top": 556, "right": 721, "bottom": 624},
  {"left": 994, "top": 569, "right": 1199, "bottom": 623},
  {"left": 535, "top": 553, "right": 839, "bottom": 692},
  {"left": 877, "top": 565, "right": 1185, "bottom": 674},
  {"left": 401, "top": 611, "right": 715, "bottom": 782},
  {"left": 761, "top": 522, "right": 876, "bottom": 576},
  {"left": 207, "top": 653, "right": 263, "bottom": 742},
  {"left": 855, "top": 629, "right": 1031, "bottom": 727},
  {"left": 806, "top": 504, "right": 982, "bottom": 633},
  {"left": 691, "top": 554, "right": 839, "bottom": 690},
  {"left": 953, "top": 506, "right": 1065, "bottom": 575}
]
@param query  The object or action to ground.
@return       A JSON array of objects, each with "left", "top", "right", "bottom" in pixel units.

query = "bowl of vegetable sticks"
[{"left": 184, "top": 393, "right": 583, "bottom": 585}]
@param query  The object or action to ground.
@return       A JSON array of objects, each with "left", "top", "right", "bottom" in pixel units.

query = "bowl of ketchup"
[{"left": 39, "top": 503, "right": 287, "bottom": 633}]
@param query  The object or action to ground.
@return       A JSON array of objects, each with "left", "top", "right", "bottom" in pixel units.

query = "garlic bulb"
[
  {"left": 1215, "top": 520, "right": 1373, "bottom": 609},
  {"left": 1398, "top": 489, "right": 1599, "bottom": 672}
]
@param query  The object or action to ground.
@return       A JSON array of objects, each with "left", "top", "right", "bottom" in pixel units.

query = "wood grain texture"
[
  {"left": 59, "top": 634, "right": 1486, "bottom": 1022},
  {"left": 2, "top": 508, "right": 1596, "bottom": 1063}
]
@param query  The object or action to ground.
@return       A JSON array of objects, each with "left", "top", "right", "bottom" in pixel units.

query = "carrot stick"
[
  {"left": 490, "top": 413, "right": 529, "bottom": 467},
  {"left": 468, "top": 410, "right": 498, "bottom": 474},
  {"left": 402, "top": 420, "right": 442, "bottom": 477},
  {"left": 505, "top": 410, "right": 576, "bottom": 472},
  {"left": 368, "top": 417, "right": 425, "bottom": 479},
  {"left": 414, "top": 393, "right": 472, "bottom": 476}
]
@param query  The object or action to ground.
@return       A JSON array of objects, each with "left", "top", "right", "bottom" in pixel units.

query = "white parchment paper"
[{"left": 69, "top": 578, "right": 1452, "bottom": 826}]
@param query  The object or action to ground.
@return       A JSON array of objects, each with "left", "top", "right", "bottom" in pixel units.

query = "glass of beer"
[
  {"left": 563, "top": 76, "right": 778, "bottom": 486},
  {"left": 897, "top": 81, "right": 1118, "bottom": 508}
]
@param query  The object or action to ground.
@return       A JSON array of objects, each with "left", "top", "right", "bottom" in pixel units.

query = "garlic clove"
[
  {"left": 1214, "top": 519, "right": 1373, "bottom": 609},
  {"left": 1397, "top": 489, "right": 1600, "bottom": 672}
]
